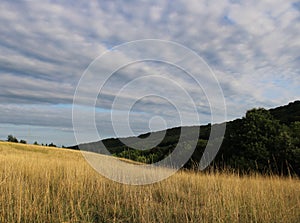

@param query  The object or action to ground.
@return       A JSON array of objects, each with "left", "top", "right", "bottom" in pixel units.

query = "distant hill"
[
  {"left": 269, "top": 100, "right": 300, "bottom": 125},
  {"left": 70, "top": 100, "right": 300, "bottom": 176}
]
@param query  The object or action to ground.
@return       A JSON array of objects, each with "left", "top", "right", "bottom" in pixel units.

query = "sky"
[{"left": 0, "top": 0, "right": 299, "bottom": 146}]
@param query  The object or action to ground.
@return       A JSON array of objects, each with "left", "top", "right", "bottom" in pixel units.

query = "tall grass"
[{"left": 0, "top": 142, "right": 299, "bottom": 222}]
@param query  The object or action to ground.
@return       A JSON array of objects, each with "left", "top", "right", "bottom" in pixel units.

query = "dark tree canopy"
[
  {"left": 20, "top": 140, "right": 27, "bottom": 144},
  {"left": 69, "top": 101, "right": 300, "bottom": 176},
  {"left": 7, "top": 135, "right": 18, "bottom": 143}
]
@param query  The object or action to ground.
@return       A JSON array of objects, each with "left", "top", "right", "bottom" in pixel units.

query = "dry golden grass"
[{"left": 0, "top": 141, "right": 299, "bottom": 223}]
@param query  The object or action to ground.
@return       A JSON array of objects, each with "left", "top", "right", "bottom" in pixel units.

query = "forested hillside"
[{"left": 70, "top": 101, "right": 300, "bottom": 176}]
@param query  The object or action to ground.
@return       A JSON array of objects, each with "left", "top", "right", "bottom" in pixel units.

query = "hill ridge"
[{"left": 70, "top": 100, "right": 300, "bottom": 175}]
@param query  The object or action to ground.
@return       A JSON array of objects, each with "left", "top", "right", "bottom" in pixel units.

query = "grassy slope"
[{"left": 0, "top": 142, "right": 300, "bottom": 223}]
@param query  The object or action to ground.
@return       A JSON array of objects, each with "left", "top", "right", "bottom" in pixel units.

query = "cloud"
[{"left": 0, "top": 0, "right": 299, "bottom": 144}]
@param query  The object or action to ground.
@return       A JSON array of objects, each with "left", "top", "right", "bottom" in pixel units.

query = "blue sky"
[{"left": 0, "top": 0, "right": 299, "bottom": 146}]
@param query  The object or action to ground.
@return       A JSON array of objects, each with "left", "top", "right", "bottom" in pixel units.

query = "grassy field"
[{"left": 0, "top": 142, "right": 299, "bottom": 223}]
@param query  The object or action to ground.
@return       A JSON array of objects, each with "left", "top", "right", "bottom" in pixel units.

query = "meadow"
[{"left": 0, "top": 141, "right": 299, "bottom": 223}]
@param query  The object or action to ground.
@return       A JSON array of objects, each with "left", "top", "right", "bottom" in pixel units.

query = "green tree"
[
  {"left": 7, "top": 135, "right": 18, "bottom": 143},
  {"left": 20, "top": 139, "right": 27, "bottom": 144},
  {"left": 222, "top": 108, "right": 293, "bottom": 174},
  {"left": 290, "top": 122, "right": 300, "bottom": 147},
  {"left": 289, "top": 122, "right": 300, "bottom": 175}
]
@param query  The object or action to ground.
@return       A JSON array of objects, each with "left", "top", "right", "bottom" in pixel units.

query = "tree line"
[
  {"left": 6, "top": 135, "right": 57, "bottom": 147},
  {"left": 99, "top": 101, "right": 300, "bottom": 176}
]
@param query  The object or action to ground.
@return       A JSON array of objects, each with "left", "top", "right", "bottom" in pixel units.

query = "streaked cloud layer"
[{"left": 0, "top": 0, "right": 299, "bottom": 145}]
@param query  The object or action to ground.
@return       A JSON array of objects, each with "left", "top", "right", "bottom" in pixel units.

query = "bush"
[
  {"left": 48, "top": 143, "right": 56, "bottom": 147},
  {"left": 7, "top": 135, "right": 18, "bottom": 143},
  {"left": 20, "top": 140, "right": 27, "bottom": 144}
]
